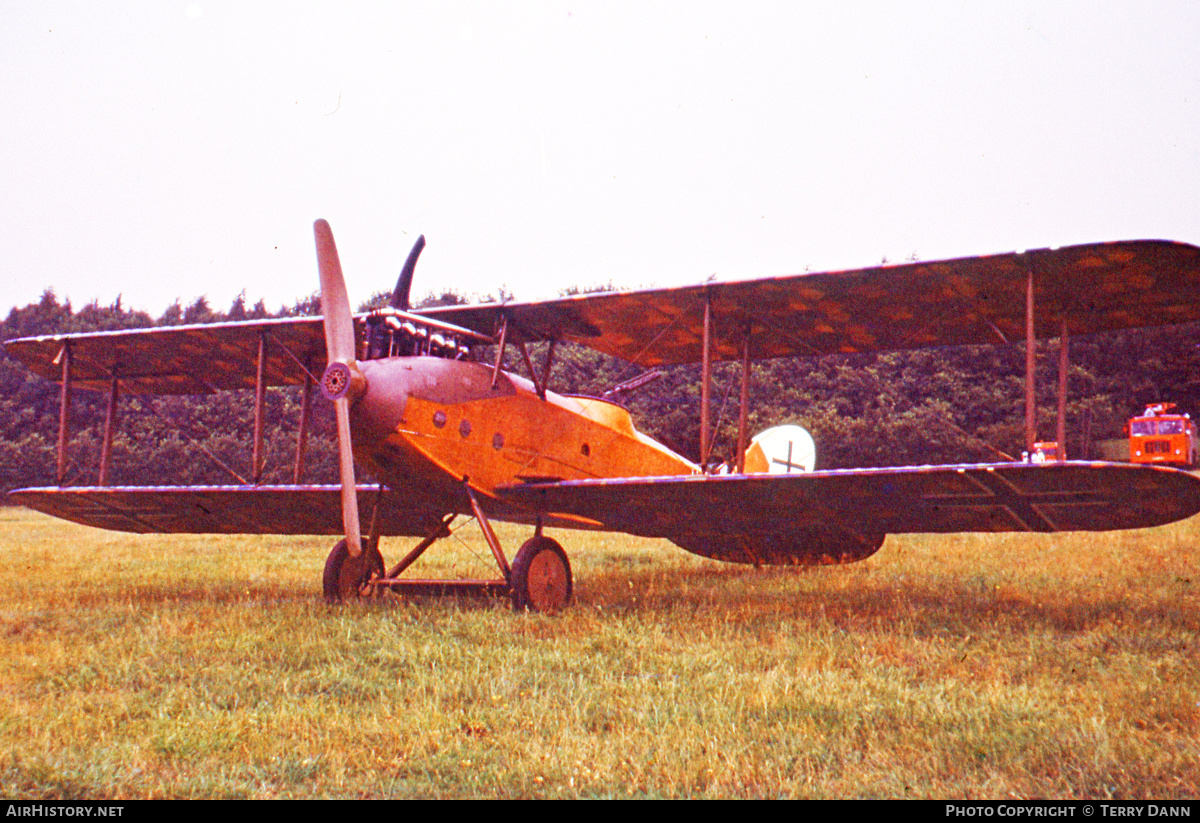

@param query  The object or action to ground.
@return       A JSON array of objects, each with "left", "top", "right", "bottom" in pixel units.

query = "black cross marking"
[
  {"left": 921, "top": 467, "right": 1109, "bottom": 532},
  {"left": 771, "top": 440, "right": 807, "bottom": 473}
]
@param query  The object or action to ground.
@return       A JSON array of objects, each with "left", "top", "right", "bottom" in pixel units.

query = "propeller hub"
[{"left": 320, "top": 360, "right": 367, "bottom": 403}]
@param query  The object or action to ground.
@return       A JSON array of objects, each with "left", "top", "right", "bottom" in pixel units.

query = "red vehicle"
[{"left": 1129, "top": 403, "right": 1196, "bottom": 467}]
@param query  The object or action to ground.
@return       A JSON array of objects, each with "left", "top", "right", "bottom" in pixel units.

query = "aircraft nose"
[{"left": 352, "top": 358, "right": 413, "bottom": 440}]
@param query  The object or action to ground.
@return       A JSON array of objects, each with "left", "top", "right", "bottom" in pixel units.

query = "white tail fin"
[{"left": 743, "top": 425, "right": 815, "bottom": 474}]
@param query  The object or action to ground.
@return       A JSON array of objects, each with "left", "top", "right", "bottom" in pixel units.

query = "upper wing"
[
  {"left": 7, "top": 240, "right": 1200, "bottom": 388},
  {"left": 8, "top": 484, "right": 446, "bottom": 536},
  {"left": 2, "top": 316, "right": 327, "bottom": 394},
  {"left": 497, "top": 462, "right": 1200, "bottom": 563},
  {"left": 423, "top": 240, "right": 1200, "bottom": 365}
]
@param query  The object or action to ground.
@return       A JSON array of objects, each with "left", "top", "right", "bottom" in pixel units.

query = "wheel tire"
[
  {"left": 510, "top": 536, "right": 572, "bottom": 613},
  {"left": 322, "top": 539, "right": 385, "bottom": 604}
]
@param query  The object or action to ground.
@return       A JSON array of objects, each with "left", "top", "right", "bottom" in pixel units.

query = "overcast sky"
[{"left": 3, "top": 1, "right": 1197, "bottom": 319}]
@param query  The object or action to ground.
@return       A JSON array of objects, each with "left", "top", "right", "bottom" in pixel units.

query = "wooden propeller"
[{"left": 314, "top": 219, "right": 363, "bottom": 558}]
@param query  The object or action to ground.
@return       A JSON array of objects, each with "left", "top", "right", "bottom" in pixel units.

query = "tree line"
[{"left": 3, "top": 288, "right": 1198, "bottom": 493}]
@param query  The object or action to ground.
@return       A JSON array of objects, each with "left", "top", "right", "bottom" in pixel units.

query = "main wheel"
[
  {"left": 510, "top": 536, "right": 572, "bottom": 613},
  {"left": 322, "top": 539, "right": 385, "bottom": 603}
]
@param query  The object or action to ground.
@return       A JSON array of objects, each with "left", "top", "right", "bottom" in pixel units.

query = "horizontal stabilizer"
[{"left": 8, "top": 485, "right": 447, "bottom": 537}]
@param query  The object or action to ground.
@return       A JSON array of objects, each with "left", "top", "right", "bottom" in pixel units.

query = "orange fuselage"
[{"left": 348, "top": 356, "right": 698, "bottom": 521}]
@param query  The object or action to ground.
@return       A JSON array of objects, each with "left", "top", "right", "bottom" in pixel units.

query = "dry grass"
[{"left": 0, "top": 506, "right": 1197, "bottom": 798}]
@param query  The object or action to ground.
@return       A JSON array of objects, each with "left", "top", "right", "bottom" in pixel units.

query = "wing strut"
[
  {"left": 735, "top": 328, "right": 751, "bottom": 473},
  {"left": 252, "top": 332, "right": 267, "bottom": 483},
  {"left": 700, "top": 294, "right": 713, "bottom": 466},
  {"left": 1025, "top": 265, "right": 1036, "bottom": 452},
  {"left": 251, "top": 333, "right": 323, "bottom": 484},
  {"left": 98, "top": 367, "right": 119, "bottom": 486},
  {"left": 293, "top": 364, "right": 314, "bottom": 484},
  {"left": 54, "top": 342, "right": 72, "bottom": 485},
  {"left": 491, "top": 315, "right": 509, "bottom": 390},
  {"left": 1057, "top": 317, "right": 1069, "bottom": 456},
  {"left": 1023, "top": 266, "right": 1073, "bottom": 459},
  {"left": 1022, "top": 262, "right": 1080, "bottom": 460}
]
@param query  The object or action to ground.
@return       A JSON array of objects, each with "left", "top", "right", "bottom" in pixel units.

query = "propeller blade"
[
  {"left": 315, "top": 219, "right": 358, "bottom": 365},
  {"left": 314, "top": 219, "right": 362, "bottom": 557},
  {"left": 331, "top": 397, "right": 362, "bottom": 558},
  {"left": 389, "top": 234, "right": 426, "bottom": 310}
]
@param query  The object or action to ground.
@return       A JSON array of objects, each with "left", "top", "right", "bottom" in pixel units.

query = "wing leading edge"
[
  {"left": 425, "top": 240, "right": 1200, "bottom": 365},
  {"left": 8, "top": 485, "right": 447, "bottom": 537},
  {"left": 498, "top": 462, "right": 1200, "bottom": 565}
]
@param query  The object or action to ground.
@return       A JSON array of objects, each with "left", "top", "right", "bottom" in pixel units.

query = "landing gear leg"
[
  {"left": 322, "top": 538, "right": 385, "bottom": 603},
  {"left": 510, "top": 536, "right": 572, "bottom": 613},
  {"left": 322, "top": 483, "right": 575, "bottom": 612}
]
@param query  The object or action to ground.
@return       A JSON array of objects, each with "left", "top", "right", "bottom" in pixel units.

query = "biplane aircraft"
[{"left": 7, "top": 221, "right": 1200, "bottom": 612}]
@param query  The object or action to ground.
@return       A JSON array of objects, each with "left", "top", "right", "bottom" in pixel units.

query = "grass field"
[{"left": 1, "top": 505, "right": 1197, "bottom": 799}]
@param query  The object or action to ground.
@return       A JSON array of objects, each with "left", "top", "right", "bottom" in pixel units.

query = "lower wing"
[
  {"left": 7, "top": 485, "right": 446, "bottom": 537},
  {"left": 13, "top": 463, "right": 1199, "bottom": 564},
  {"left": 497, "top": 462, "right": 1200, "bottom": 565}
]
